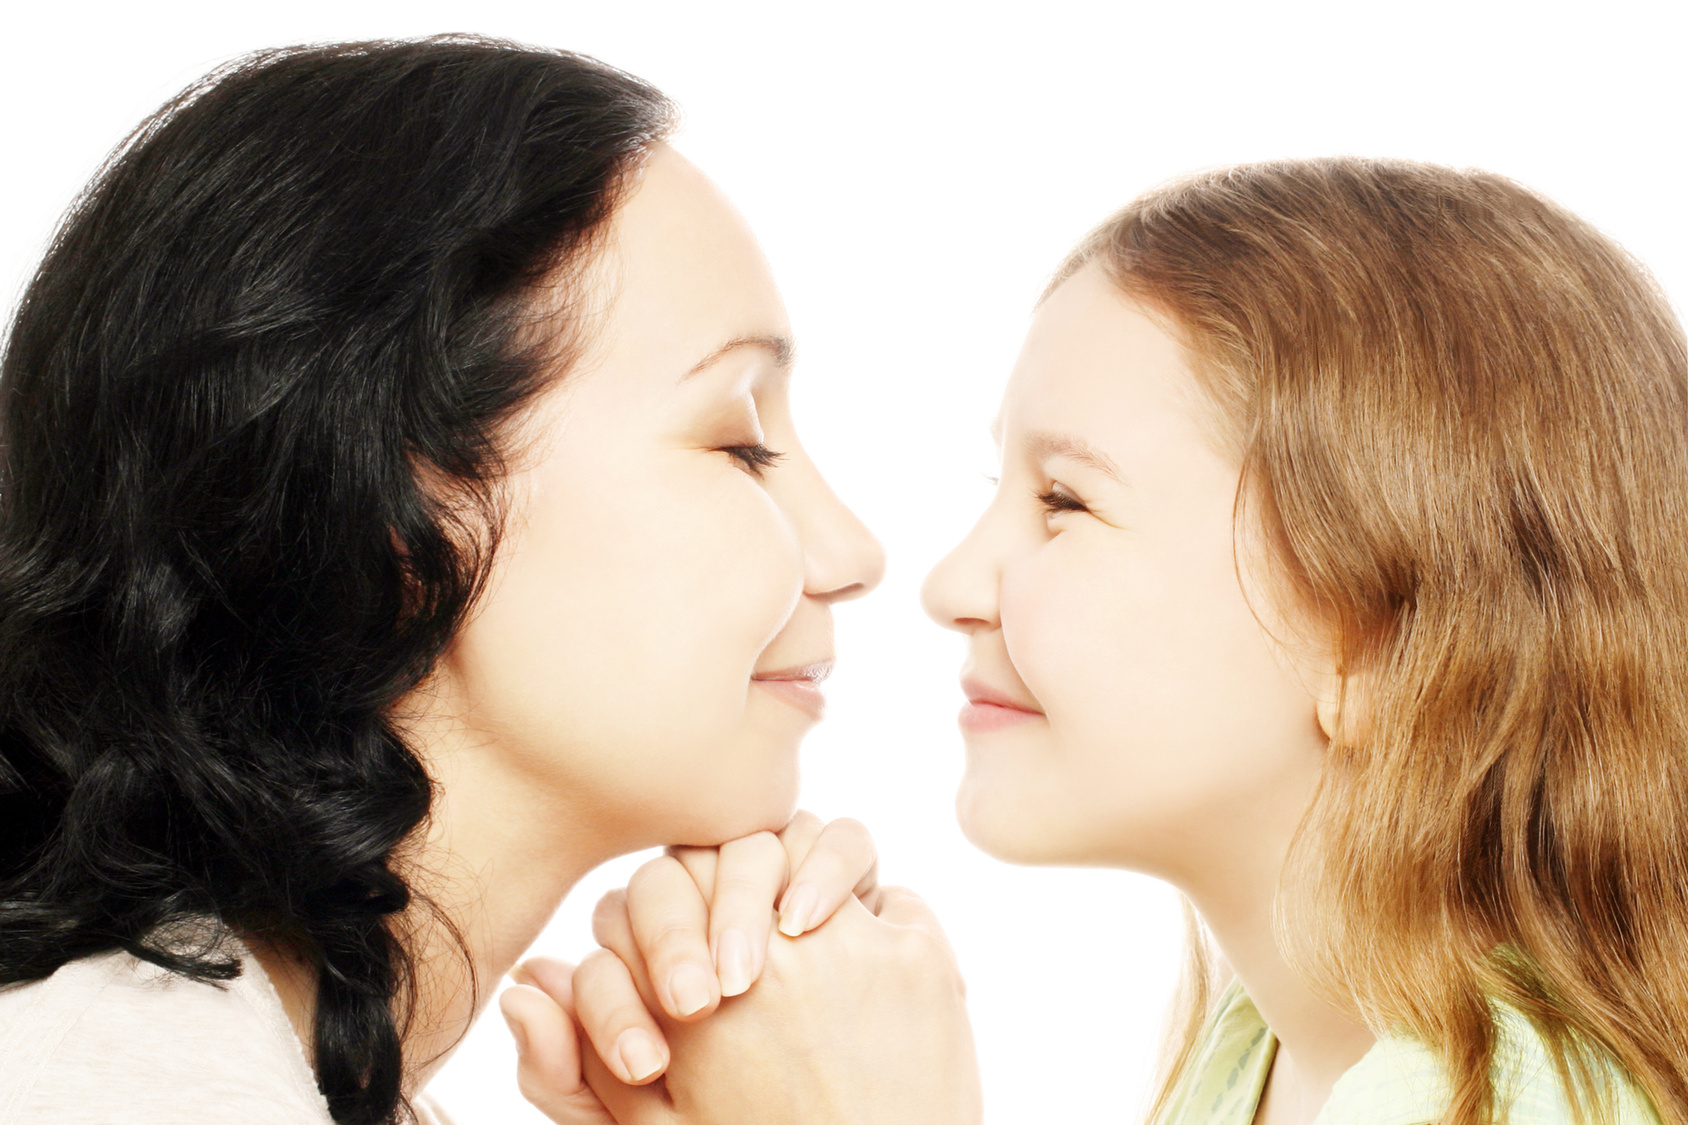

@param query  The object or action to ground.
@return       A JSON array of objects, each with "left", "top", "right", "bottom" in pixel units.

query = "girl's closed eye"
[
  {"left": 1036, "top": 483, "right": 1089, "bottom": 515},
  {"left": 721, "top": 442, "right": 786, "bottom": 477}
]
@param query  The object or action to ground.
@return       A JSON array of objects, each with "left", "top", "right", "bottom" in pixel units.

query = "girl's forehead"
[{"left": 999, "top": 285, "right": 1198, "bottom": 447}]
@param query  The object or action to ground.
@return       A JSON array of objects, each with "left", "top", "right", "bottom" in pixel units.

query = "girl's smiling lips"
[
  {"left": 751, "top": 660, "right": 833, "bottom": 719},
  {"left": 959, "top": 677, "right": 1045, "bottom": 733}
]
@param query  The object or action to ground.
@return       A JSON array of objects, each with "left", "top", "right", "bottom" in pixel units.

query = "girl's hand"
[{"left": 499, "top": 811, "right": 880, "bottom": 1119}]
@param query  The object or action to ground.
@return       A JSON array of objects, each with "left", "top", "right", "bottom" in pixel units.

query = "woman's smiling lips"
[
  {"left": 959, "top": 678, "right": 1045, "bottom": 733},
  {"left": 751, "top": 660, "right": 833, "bottom": 719}
]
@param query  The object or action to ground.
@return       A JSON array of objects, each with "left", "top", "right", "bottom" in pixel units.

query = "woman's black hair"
[{"left": 0, "top": 36, "right": 673, "bottom": 1124}]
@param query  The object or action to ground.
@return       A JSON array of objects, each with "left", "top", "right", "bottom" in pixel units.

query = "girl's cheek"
[{"left": 1000, "top": 550, "right": 1103, "bottom": 699}]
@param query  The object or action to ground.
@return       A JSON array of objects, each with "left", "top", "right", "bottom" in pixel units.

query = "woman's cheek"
[
  {"left": 611, "top": 467, "right": 803, "bottom": 710},
  {"left": 610, "top": 474, "right": 805, "bottom": 843},
  {"left": 452, "top": 463, "right": 802, "bottom": 811}
]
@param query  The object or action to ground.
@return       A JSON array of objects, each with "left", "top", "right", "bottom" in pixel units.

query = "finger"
[
  {"left": 592, "top": 890, "right": 636, "bottom": 964},
  {"left": 870, "top": 884, "right": 935, "bottom": 927},
  {"left": 664, "top": 844, "right": 719, "bottom": 902},
  {"left": 582, "top": 1031, "right": 675, "bottom": 1125},
  {"left": 871, "top": 885, "right": 957, "bottom": 949},
  {"left": 774, "top": 809, "right": 826, "bottom": 869},
  {"left": 778, "top": 817, "right": 878, "bottom": 937},
  {"left": 499, "top": 982, "right": 616, "bottom": 1125},
  {"left": 626, "top": 855, "right": 719, "bottom": 1020},
  {"left": 512, "top": 955, "right": 580, "bottom": 1012},
  {"left": 591, "top": 891, "right": 664, "bottom": 1012},
  {"left": 705, "top": 831, "right": 787, "bottom": 996},
  {"left": 573, "top": 949, "right": 671, "bottom": 1086}
]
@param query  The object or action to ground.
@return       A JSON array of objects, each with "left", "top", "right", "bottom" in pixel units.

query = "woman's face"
[
  {"left": 426, "top": 145, "right": 883, "bottom": 854},
  {"left": 921, "top": 264, "right": 1331, "bottom": 882}
]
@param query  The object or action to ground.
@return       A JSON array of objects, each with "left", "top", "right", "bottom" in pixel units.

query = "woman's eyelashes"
[
  {"left": 1036, "top": 483, "right": 1089, "bottom": 516},
  {"left": 720, "top": 442, "right": 786, "bottom": 478}
]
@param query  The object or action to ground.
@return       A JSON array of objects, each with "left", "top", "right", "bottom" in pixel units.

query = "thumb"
[{"left": 499, "top": 983, "right": 617, "bottom": 1125}]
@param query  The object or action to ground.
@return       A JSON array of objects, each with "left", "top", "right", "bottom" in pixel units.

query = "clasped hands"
[{"left": 499, "top": 812, "right": 982, "bottom": 1125}]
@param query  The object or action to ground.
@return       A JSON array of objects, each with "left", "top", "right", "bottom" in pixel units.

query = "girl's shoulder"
[
  {"left": 1166, "top": 982, "right": 1660, "bottom": 1125},
  {"left": 1316, "top": 1003, "right": 1661, "bottom": 1125},
  {"left": 0, "top": 943, "right": 333, "bottom": 1125}
]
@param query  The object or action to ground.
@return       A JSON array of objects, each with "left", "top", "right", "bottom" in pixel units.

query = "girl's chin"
[{"left": 954, "top": 777, "right": 1074, "bottom": 866}]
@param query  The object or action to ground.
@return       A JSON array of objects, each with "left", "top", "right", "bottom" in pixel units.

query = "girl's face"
[
  {"left": 922, "top": 264, "right": 1332, "bottom": 881},
  {"left": 423, "top": 145, "right": 883, "bottom": 854}
]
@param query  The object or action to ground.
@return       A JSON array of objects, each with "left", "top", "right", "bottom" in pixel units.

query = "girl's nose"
[{"left": 921, "top": 516, "right": 1001, "bottom": 634}]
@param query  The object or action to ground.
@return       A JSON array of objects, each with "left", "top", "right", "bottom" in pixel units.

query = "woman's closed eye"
[
  {"left": 1036, "top": 483, "right": 1089, "bottom": 516},
  {"left": 720, "top": 442, "right": 786, "bottom": 478}
]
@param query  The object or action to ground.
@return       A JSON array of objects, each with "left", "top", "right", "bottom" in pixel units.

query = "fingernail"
[
  {"left": 667, "top": 962, "right": 714, "bottom": 1017},
  {"left": 508, "top": 964, "right": 537, "bottom": 989},
  {"left": 779, "top": 884, "right": 818, "bottom": 937},
  {"left": 500, "top": 1005, "right": 529, "bottom": 1056},
  {"left": 716, "top": 928, "right": 755, "bottom": 997},
  {"left": 617, "top": 1028, "right": 665, "bottom": 1082}
]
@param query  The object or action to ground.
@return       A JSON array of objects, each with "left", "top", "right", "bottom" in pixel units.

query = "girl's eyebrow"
[
  {"left": 682, "top": 334, "right": 796, "bottom": 381},
  {"left": 1023, "top": 430, "right": 1128, "bottom": 484}
]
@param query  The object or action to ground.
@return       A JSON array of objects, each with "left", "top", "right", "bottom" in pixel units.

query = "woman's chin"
[{"left": 657, "top": 771, "right": 801, "bottom": 848}]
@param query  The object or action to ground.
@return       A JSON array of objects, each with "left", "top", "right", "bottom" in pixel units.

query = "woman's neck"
[
  {"left": 250, "top": 695, "right": 613, "bottom": 1092},
  {"left": 397, "top": 716, "right": 610, "bottom": 1087}
]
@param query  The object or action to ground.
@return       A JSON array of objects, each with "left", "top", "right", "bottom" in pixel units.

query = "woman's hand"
[
  {"left": 499, "top": 811, "right": 880, "bottom": 1120},
  {"left": 586, "top": 886, "right": 982, "bottom": 1125}
]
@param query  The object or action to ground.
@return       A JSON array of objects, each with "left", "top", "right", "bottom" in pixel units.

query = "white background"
[{"left": 4, "top": 2, "right": 1685, "bottom": 1120}]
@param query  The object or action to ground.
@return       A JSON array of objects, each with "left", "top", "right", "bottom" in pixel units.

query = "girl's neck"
[{"left": 1183, "top": 856, "right": 1375, "bottom": 1125}]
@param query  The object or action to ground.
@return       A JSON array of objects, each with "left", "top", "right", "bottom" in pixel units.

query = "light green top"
[{"left": 1159, "top": 981, "right": 1661, "bottom": 1125}]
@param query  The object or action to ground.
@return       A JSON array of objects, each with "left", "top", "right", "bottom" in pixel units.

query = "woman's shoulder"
[
  {"left": 1316, "top": 1003, "right": 1661, "bottom": 1125},
  {"left": 0, "top": 942, "right": 333, "bottom": 1125}
]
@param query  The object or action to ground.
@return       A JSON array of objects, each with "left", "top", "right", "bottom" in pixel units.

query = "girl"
[
  {"left": 0, "top": 37, "right": 961, "bottom": 1125},
  {"left": 517, "top": 159, "right": 1688, "bottom": 1125}
]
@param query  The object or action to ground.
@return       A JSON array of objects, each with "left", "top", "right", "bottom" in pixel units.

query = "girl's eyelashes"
[
  {"left": 1036, "top": 484, "right": 1089, "bottom": 515},
  {"left": 720, "top": 443, "right": 786, "bottom": 478}
]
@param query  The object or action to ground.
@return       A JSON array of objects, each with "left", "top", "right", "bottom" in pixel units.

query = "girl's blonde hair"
[{"left": 1056, "top": 159, "right": 1688, "bottom": 1125}]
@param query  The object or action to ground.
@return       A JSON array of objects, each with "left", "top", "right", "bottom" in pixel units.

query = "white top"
[{"left": 0, "top": 940, "right": 457, "bottom": 1125}]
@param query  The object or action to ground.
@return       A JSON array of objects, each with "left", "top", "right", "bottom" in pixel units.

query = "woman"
[
  {"left": 517, "top": 159, "right": 1688, "bottom": 1125},
  {"left": 0, "top": 36, "right": 968, "bottom": 1125}
]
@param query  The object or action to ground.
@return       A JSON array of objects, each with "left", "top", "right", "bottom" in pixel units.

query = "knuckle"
[
  {"left": 628, "top": 854, "right": 683, "bottom": 894},
  {"left": 514, "top": 1068, "right": 550, "bottom": 1109},
  {"left": 580, "top": 945, "right": 634, "bottom": 1006},
  {"left": 718, "top": 836, "right": 786, "bottom": 885},
  {"left": 590, "top": 895, "right": 630, "bottom": 947},
  {"left": 831, "top": 816, "right": 873, "bottom": 844},
  {"left": 713, "top": 862, "right": 782, "bottom": 898},
  {"left": 894, "top": 926, "right": 942, "bottom": 963},
  {"left": 779, "top": 809, "right": 823, "bottom": 842},
  {"left": 573, "top": 946, "right": 624, "bottom": 988},
  {"left": 646, "top": 918, "right": 706, "bottom": 960},
  {"left": 736, "top": 830, "right": 788, "bottom": 865},
  {"left": 592, "top": 888, "right": 628, "bottom": 921}
]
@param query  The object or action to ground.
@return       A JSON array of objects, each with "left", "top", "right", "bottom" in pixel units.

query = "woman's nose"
[
  {"left": 795, "top": 472, "right": 886, "bottom": 605},
  {"left": 921, "top": 515, "right": 1001, "bottom": 633}
]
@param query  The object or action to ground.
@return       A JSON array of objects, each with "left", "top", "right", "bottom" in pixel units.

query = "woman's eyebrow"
[
  {"left": 1024, "top": 430, "right": 1128, "bottom": 484},
  {"left": 683, "top": 334, "right": 796, "bottom": 380}
]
